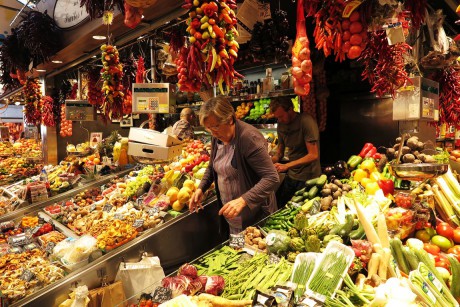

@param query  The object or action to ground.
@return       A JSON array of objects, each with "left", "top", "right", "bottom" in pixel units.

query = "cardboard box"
[
  {"left": 128, "top": 142, "right": 182, "bottom": 160},
  {"left": 128, "top": 128, "right": 183, "bottom": 147}
]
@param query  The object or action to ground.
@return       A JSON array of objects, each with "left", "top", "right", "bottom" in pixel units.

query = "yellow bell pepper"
[
  {"left": 353, "top": 168, "right": 368, "bottom": 183},
  {"left": 370, "top": 171, "right": 382, "bottom": 182},
  {"left": 365, "top": 181, "right": 380, "bottom": 195},
  {"left": 361, "top": 177, "right": 373, "bottom": 188},
  {"left": 360, "top": 159, "right": 376, "bottom": 173}
]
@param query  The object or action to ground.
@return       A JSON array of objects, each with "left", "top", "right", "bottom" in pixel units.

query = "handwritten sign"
[
  {"left": 133, "top": 219, "right": 144, "bottom": 228},
  {"left": 152, "top": 286, "right": 172, "bottom": 303},
  {"left": 20, "top": 269, "right": 35, "bottom": 282},
  {"left": 102, "top": 204, "right": 113, "bottom": 213},
  {"left": 229, "top": 233, "right": 245, "bottom": 249}
]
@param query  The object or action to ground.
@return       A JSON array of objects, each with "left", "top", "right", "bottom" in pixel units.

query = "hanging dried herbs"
[
  {"left": 80, "top": 0, "right": 124, "bottom": 20},
  {"left": 15, "top": 11, "right": 62, "bottom": 67}
]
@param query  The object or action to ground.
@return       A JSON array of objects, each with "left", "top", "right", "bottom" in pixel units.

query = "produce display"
[{"left": 0, "top": 157, "right": 43, "bottom": 186}]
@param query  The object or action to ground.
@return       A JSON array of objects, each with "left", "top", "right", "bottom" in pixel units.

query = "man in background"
[{"left": 172, "top": 107, "right": 195, "bottom": 140}]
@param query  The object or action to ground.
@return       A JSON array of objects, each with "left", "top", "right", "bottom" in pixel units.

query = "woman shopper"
[{"left": 189, "top": 97, "right": 280, "bottom": 235}]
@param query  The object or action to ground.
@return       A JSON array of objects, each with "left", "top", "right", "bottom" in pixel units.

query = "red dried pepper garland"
[
  {"left": 404, "top": 0, "right": 427, "bottom": 30},
  {"left": 23, "top": 78, "right": 42, "bottom": 126},
  {"left": 359, "top": 30, "right": 411, "bottom": 98},
  {"left": 433, "top": 67, "right": 460, "bottom": 126},
  {"left": 87, "top": 67, "right": 103, "bottom": 109},
  {"left": 100, "top": 44, "right": 124, "bottom": 120},
  {"left": 41, "top": 96, "right": 56, "bottom": 127}
]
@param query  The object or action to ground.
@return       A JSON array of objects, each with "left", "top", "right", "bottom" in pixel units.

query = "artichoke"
[
  {"left": 305, "top": 235, "right": 321, "bottom": 252},
  {"left": 294, "top": 212, "right": 309, "bottom": 230},
  {"left": 300, "top": 228, "right": 317, "bottom": 241},
  {"left": 322, "top": 234, "right": 343, "bottom": 248},
  {"left": 287, "top": 251, "right": 300, "bottom": 263},
  {"left": 288, "top": 228, "right": 300, "bottom": 238},
  {"left": 289, "top": 237, "right": 305, "bottom": 252}
]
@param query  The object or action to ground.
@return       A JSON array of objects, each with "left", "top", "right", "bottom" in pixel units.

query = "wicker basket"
[
  {"left": 198, "top": 88, "right": 215, "bottom": 102},
  {"left": 125, "top": 0, "right": 158, "bottom": 8}
]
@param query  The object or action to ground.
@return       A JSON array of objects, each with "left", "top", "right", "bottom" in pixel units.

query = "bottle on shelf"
[
  {"left": 263, "top": 68, "right": 274, "bottom": 94},
  {"left": 39, "top": 168, "right": 48, "bottom": 182},
  {"left": 257, "top": 79, "right": 262, "bottom": 94},
  {"left": 250, "top": 81, "right": 255, "bottom": 94}
]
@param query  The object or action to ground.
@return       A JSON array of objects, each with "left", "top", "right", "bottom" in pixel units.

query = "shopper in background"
[
  {"left": 270, "top": 96, "right": 321, "bottom": 208},
  {"left": 172, "top": 107, "right": 195, "bottom": 140},
  {"left": 189, "top": 97, "right": 280, "bottom": 235}
]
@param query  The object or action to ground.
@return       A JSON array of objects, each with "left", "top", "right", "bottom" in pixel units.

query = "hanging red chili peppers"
[
  {"left": 41, "top": 96, "right": 56, "bottom": 127},
  {"left": 23, "top": 78, "right": 42, "bottom": 126},
  {"left": 433, "top": 67, "right": 460, "bottom": 127},
  {"left": 404, "top": 0, "right": 427, "bottom": 29},
  {"left": 100, "top": 44, "right": 124, "bottom": 120},
  {"left": 181, "top": 0, "right": 242, "bottom": 93},
  {"left": 87, "top": 67, "right": 104, "bottom": 109},
  {"left": 359, "top": 30, "right": 411, "bottom": 98}
]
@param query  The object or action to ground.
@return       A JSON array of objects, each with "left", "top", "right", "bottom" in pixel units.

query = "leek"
[
  {"left": 443, "top": 168, "right": 460, "bottom": 197},
  {"left": 432, "top": 184, "right": 460, "bottom": 226},
  {"left": 418, "top": 263, "right": 458, "bottom": 307},
  {"left": 409, "top": 270, "right": 440, "bottom": 306},
  {"left": 436, "top": 177, "right": 460, "bottom": 216}
]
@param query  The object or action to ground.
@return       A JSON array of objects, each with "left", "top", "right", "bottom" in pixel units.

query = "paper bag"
[
  {"left": 115, "top": 256, "right": 165, "bottom": 303},
  {"left": 88, "top": 281, "right": 126, "bottom": 307}
]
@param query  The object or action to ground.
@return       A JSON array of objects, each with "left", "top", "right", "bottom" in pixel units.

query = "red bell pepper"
[
  {"left": 358, "top": 143, "right": 374, "bottom": 158},
  {"left": 364, "top": 146, "right": 377, "bottom": 158},
  {"left": 372, "top": 152, "right": 382, "bottom": 160},
  {"left": 377, "top": 179, "right": 395, "bottom": 196}
]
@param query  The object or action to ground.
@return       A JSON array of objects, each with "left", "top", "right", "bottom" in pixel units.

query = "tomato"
[
  {"left": 424, "top": 243, "right": 441, "bottom": 255},
  {"left": 416, "top": 229, "right": 432, "bottom": 243},
  {"left": 431, "top": 235, "right": 454, "bottom": 251},
  {"left": 436, "top": 222, "right": 454, "bottom": 240},
  {"left": 435, "top": 259, "right": 451, "bottom": 271},
  {"left": 453, "top": 227, "right": 460, "bottom": 244}
]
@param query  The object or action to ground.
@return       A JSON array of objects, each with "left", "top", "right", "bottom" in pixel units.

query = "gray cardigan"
[{"left": 199, "top": 119, "right": 280, "bottom": 228}]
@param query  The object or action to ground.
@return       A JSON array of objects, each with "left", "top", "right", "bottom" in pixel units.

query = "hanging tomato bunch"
[
  {"left": 60, "top": 105, "right": 72, "bottom": 137},
  {"left": 180, "top": 0, "right": 242, "bottom": 93},
  {"left": 340, "top": 11, "right": 367, "bottom": 60},
  {"left": 41, "top": 96, "right": 56, "bottom": 127},
  {"left": 87, "top": 67, "right": 103, "bottom": 108},
  {"left": 100, "top": 44, "right": 124, "bottom": 120},
  {"left": 23, "top": 78, "right": 42, "bottom": 126}
]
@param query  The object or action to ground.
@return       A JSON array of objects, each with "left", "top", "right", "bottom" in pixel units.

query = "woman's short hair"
[
  {"left": 199, "top": 96, "right": 235, "bottom": 126},
  {"left": 269, "top": 96, "right": 294, "bottom": 113}
]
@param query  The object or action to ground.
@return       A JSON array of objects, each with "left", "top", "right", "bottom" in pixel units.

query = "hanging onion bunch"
[
  {"left": 23, "top": 79, "right": 42, "bottom": 126},
  {"left": 80, "top": 0, "right": 124, "bottom": 20},
  {"left": 15, "top": 11, "right": 62, "bottom": 67},
  {"left": 41, "top": 96, "right": 56, "bottom": 127},
  {"left": 100, "top": 44, "right": 124, "bottom": 120},
  {"left": 60, "top": 105, "right": 73, "bottom": 137}
]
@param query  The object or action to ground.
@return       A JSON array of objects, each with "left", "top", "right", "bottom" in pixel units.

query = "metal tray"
[{"left": 388, "top": 163, "right": 449, "bottom": 180}]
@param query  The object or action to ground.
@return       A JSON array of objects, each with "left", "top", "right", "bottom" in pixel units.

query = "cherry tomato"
[
  {"left": 453, "top": 227, "right": 460, "bottom": 244},
  {"left": 424, "top": 243, "right": 440, "bottom": 255},
  {"left": 416, "top": 229, "right": 432, "bottom": 243},
  {"left": 436, "top": 222, "right": 454, "bottom": 240}
]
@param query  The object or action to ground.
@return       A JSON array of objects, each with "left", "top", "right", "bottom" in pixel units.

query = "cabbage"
[{"left": 266, "top": 230, "right": 291, "bottom": 256}]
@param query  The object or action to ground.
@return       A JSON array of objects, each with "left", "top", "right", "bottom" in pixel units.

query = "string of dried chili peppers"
[
  {"left": 404, "top": 0, "right": 427, "bottom": 30},
  {"left": 23, "top": 78, "right": 42, "bottom": 126},
  {"left": 434, "top": 67, "right": 460, "bottom": 126}
]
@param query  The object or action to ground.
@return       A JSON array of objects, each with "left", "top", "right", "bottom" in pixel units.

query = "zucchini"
[
  {"left": 448, "top": 255, "right": 460, "bottom": 299},
  {"left": 295, "top": 187, "right": 306, "bottom": 196},
  {"left": 307, "top": 185, "right": 319, "bottom": 199},
  {"left": 291, "top": 195, "right": 304, "bottom": 203},
  {"left": 316, "top": 174, "right": 328, "bottom": 187},
  {"left": 337, "top": 214, "right": 354, "bottom": 238},
  {"left": 389, "top": 237, "right": 409, "bottom": 275},
  {"left": 349, "top": 223, "right": 365, "bottom": 240},
  {"left": 305, "top": 178, "right": 318, "bottom": 188}
]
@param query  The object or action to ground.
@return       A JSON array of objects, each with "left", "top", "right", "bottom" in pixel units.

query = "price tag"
[
  {"left": 31, "top": 225, "right": 41, "bottom": 236},
  {"left": 152, "top": 286, "right": 172, "bottom": 304},
  {"left": 137, "top": 195, "right": 144, "bottom": 206},
  {"left": 268, "top": 253, "right": 281, "bottom": 264},
  {"left": 45, "top": 242, "right": 56, "bottom": 254},
  {"left": 20, "top": 269, "right": 35, "bottom": 282},
  {"left": 113, "top": 213, "right": 124, "bottom": 220},
  {"left": 147, "top": 207, "right": 159, "bottom": 216},
  {"left": 229, "top": 233, "right": 245, "bottom": 249},
  {"left": 90, "top": 203, "right": 96, "bottom": 212},
  {"left": 38, "top": 217, "right": 45, "bottom": 225},
  {"left": 133, "top": 219, "right": 144, "bottom": 228},
  {"left": 102, "top": 204, "right": 113, "bottom": 212}
]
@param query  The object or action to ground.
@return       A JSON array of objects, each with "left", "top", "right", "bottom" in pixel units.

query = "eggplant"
[
  {"left": 334, "top": 160, "right": 351, "bottom": 179},
  {"left": 323, "top": 166, "right": 335, "bottom": 177}
]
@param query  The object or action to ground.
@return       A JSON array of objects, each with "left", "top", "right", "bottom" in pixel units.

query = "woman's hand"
[
  {"left": 219, "top": 197, "right": 246, "bottom": 219},
  {"left": 189, "top": 188, "right": 204, "bottom": 213},
  {"left": 274, "top": 162, "right": 289, "bottom": 173}
]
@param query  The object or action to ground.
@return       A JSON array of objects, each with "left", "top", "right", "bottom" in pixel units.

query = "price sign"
[
  {"left": 268, "top": 253, "right": 281, "bottom": 264},
  {"left": 20, "top": 269, "right": 35, "bottom": 282},
  {"left": 132, "top": 219, "right": 144, "bottom": 228},
  {"left": 103, "top": 204, "right": 113, "bottom": 212},
  {"left": 113, "top": 213, "right": 124, "bottom": 220},
  {"left": 147, "top": 207, "right": 159, "bottom": 216},
  {"left": 137, "top": 195, "right": 144, "bottom": 206},
  {"left": 229, "top": 233, "right": 245, "bottom": 249},
  {"left": 45, "top": 242, "right": 56, "bottom": 254},
  {"left": 90, "top": 203, "right": 96, "bottom": 212},
  {"left": 31, "top": 225, "right": 41, "bottom": 236},
  {"left": 152, "top": 286, "right": 172, "bottom": 303}
]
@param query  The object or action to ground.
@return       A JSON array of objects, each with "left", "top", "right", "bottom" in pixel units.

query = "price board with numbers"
[{"left": 132, "top": 83, "right": 175, "bottom": 113}]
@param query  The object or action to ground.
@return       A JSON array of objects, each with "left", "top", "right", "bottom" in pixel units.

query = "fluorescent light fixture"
[
  {"left": 52, "top": 60, "right": 63, "bottom": 64},
  {"left": 92, "top": 55, "right": 97, "bottom": 58},
  {"left": 15, "top": 101, "right": 20, "bottom": 105},
  {"left": 36, "top": 69, "right": 46, "bottom": 72},
  {"left": 92, "top": 35, "right": 107, "bottom": 40}
]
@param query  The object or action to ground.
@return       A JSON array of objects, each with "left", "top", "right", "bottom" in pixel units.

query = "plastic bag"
[
  {"left": 59, "top": 285, "right": 90, "bottom": 307},
  {"left": 115, "top": 255, "right": 165, "bottom": 304},
  {"left": 291, "top": 0, "right": 312, "bottom": 96}
]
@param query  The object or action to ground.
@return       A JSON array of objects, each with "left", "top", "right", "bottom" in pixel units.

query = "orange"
[
  {"left": 88, "top": 155, "right": 95, "bottom": 161},
  {"left": 93, "top": 158, "right": 100, "bottom": 164}
]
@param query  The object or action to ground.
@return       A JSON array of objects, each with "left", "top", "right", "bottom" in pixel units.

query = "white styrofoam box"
[
  {"left": 128, "top": 142, "right": 182, "bottom": 160},
  {"left": 128, "top": 127, "right": 183, "bottom": 147}
]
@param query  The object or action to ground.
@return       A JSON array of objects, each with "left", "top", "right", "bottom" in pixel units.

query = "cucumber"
[
  {"left": 316, "top": 174, "right": 328, "bottom": 187},
  {"left": 389, "top": 238, "right": 409, "bottom": 274},
  {"left": 307, "top": 185, "right": 319, "bottom": 199},
  {"left": 291, "top": 195, "right": 304, "bottom": 203},
  {"left": 305, "top": 178, "right": 318, "bottom": 188}
]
